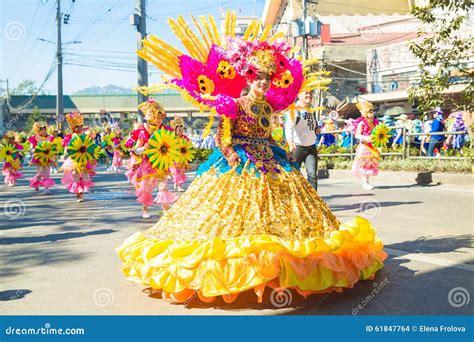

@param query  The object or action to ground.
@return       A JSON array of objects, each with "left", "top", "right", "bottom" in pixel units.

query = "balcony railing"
[{"left": 316, "top": 127, "right": 472, "bottom": 160}]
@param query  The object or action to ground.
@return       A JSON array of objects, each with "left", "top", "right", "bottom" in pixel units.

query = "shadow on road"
[
  {"left": 322, "top": 193, "right": 375, "bottom": 200},
  {"left": 330, "top": 201, "right": 423, "bottom": 212},
  {"left": 386, "top": 234, "right": 473, "bottom": 255},
  {"left": 0, "top": 229, "right": 116, "bottom": 245},
  {"left": 0, "top": 289, "right": 32, "bottom": 301},
  {"left": 375, "top": 182, "right": 441, "bottom": 190}
]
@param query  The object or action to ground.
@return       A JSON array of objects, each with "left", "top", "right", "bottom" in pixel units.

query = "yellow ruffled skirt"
[{"left": 117, "top": 167, "right": 387, "bottom": 304}]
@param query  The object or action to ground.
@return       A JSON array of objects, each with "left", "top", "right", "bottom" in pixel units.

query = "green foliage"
[
  {"left": 319, "top": 158, "right": 472, "bottom": 174},
  {"left": 25, "top": 106, "right": 47, "bottom": 133},
  {"left": 10, "top": 79, "right": 50, "bottom": 96},
  {"left": 192, "top": 118, "right": 207, "bottom": 130},
  {"left": 191, "top": 148, "right": 213, "bottom": 162},
  {"left": 408, "top": 0, "right": 473, "bottom": 113}
]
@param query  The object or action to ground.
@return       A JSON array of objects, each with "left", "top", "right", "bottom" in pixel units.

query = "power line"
[
  {"left": 65, "top": 62, "right": 163, "bottom": 74},
  {"left": 66, "top": 57, "right": 137, "bottom": 68},
  {"left": 70, "top": 0, "right": 122, "bottom": 41},
  {"left": 80, "top": 5, "right": 135, "bottom": 50},
  {"left": 8, "top": 2, "right": 56, "bottom": 80},
  {"left": 11, "top": 1, "right": 42, "bottom": 74},
  {"left": 147, "top": 0, "right": 253, "bottom": 18},
  {"left": 65, "top": 52, "right": 135, "bottom": 61},
  {"left": 7, "top": 59, "right": 57, "bottom": 110},
  {"left": 64, "top": 48, "right": 135, "bottom": 54}
]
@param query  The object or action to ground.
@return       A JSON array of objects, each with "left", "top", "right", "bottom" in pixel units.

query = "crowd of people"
[
  {"left": 307, "top": 108, "right": 471, "bottom": 157},
  {"left": 189, "top": 131, "right": 216, "bottom": 149},
  {"left": 0, "top": 108, "right": 189, "bottom": 213}
]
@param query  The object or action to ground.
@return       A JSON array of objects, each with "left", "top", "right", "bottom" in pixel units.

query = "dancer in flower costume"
[
  {"left": 28, "top": 121, "right": 56, "bottom": 193},
  {"left": 352, "top": 102, "right": 392, "bottom": 190},
  {"left": 50, "top": 128, "right": 63, "bottom": 174},
  {"left": 117, "top": 12, "right": 387, "bottom": 304},
  {"left": 1, "top": 131, "right": 24, "bottom": 186},
  {"left": 84, "top": 128, "right": 99, "bottom": 183},
  {"left": 61, "top": 112, "right": 98, "bottom": 202},
  {"left": 110, "top": 122, "right": 125, "bottom": 172},
  {"left": 124, "top": 99, "right": 175, "bottom": 218},
  {"left": 168, "top": 117, "right": 191, "bottom": 192}
]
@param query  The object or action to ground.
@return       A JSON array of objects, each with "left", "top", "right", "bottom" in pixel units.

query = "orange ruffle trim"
[{"left": 116, "top": 216, "right": 387, "bottom": 304}]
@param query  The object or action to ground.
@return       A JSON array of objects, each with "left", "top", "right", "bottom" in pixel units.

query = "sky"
[{"left": 0, "top": 0, "right": 265, "bottom": 94}]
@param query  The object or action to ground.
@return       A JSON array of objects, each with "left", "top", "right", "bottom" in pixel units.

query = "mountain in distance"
[
  {"left": 74, "top": 84, "right": 134, "bottom": 95},
  {"left": 73, "top": 84, "right": 178, "bottom": 95}
]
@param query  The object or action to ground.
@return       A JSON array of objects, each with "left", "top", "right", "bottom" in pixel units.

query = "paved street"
[{"left": 1, "top": 166, "right": 473, "bottom": 315}]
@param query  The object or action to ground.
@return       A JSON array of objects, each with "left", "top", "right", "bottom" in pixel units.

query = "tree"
[
  {"left": 408, "top": 0, "right": 473, "bottom": 114},
  {"left": 25, "top": 106, "right": 47, "bottom": 133},
  {"left": 10, "top": 79, "right": 50, "bottom": 96},
  {"left": 192, "top": 118, "right": 207, "bottom": 130}
]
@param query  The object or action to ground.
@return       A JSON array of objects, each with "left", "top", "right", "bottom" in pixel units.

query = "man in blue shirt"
[{"left": 427, "top": 108, "right": 446, "bottom": 157}]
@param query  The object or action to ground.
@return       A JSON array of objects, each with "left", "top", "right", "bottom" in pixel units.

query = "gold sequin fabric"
[
  {"left": 232, "top": 97, "right": 273, "bottom": 138},
  {"left": 145, "top": 167, "right": 339, "bottom": 241}
]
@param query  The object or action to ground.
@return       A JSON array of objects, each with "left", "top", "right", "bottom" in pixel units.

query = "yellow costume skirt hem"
[{"left": 116, "top": 216, "right": 387, "bottom": 304}]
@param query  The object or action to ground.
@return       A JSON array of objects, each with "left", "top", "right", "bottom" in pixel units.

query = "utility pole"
[
  {"left": 302, "top": 0, "right": 308, "bottom": 59},
  {"left": 134, "top": 0, "right": 148, "bottom": 123},
  {"left": 0, "top": 79, "right": 5, "bottom": 134},
  {"left": 56, "top": 0, "right": 64, "bottom": 130},
  {"left": 317, "top": 51, "right": 325, "bottom": 121}
]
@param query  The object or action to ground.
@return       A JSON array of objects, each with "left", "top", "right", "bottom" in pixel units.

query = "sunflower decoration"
[
  {"left": 67, "top": 134, "right": 99, "bottom": 165},
  {"left": 93, "top": 145, "right": 103, "bottom": 159},
  {"left": 371, "top": 123, "right": 392, "bottom": 149},
  {"left": 52, "top": 136, "right": 64, "bottom": 155},
  {"left": 271, "top": 126, "right": 289, "bottom": 152},
  {"left": 144, "top": 129, "right": 181, "bottom": 170},
  {"left": 119, "top": 140, "right": 130, "bottom": 159},
  {"left": 34, "top": 141, "right": 58, "bottom": 166},
  {"left": 177, "top": 138, "right": 196, "bottom": 165},
  {"left": 0, "top": 143, "right": 18, "bottom": 163}
]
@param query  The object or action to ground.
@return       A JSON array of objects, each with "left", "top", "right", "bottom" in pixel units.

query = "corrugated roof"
[{"left": 8, "top": 93, "right": 197, "bottom": 113}]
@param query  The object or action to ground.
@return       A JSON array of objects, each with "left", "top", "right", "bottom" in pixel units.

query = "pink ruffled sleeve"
[
  {"left": 28, "top": 136, "right": 37, "bottom": 148},
  {"left": 62, "top": 134, "right": 72, "bottom": 147}
]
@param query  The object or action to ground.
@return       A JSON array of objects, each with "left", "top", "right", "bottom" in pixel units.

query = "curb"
[{"left": 326, "top": 169, "right": 473, "bottom": 186}]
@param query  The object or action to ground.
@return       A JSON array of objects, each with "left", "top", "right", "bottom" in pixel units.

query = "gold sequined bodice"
[{"left": 232, "top": 97, "right": 273, "bottom": 139}]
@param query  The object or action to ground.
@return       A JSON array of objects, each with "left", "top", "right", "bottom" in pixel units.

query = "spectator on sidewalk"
[
  {"left": 285, "top": 91, "right": 320, "bottom": 190},
  {"left": 390, "top": 71, "right": 399, "bottom": 91},
  {"left": 428, "top": 108, "right": 446, "bottom": 157}
]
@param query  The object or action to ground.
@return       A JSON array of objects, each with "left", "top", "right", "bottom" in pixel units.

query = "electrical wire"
[{"left": 8, "top": 1, "right": 55, "bottom": 79}]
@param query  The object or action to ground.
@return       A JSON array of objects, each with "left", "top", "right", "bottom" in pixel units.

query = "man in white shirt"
[{"left": 285, "top": 91, "right": 320, "bottom": 190}]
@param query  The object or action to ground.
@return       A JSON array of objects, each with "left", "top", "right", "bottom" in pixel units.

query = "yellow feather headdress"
[
  {"left": 66, "top": 112, "right": 84, "bottom": 130},
  {"left": 170, "top": 117, "right": 185, "bottom": 129}
]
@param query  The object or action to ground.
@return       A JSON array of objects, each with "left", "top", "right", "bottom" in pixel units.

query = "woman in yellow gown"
[{"left": 117, "top": 14, "right": 387, "bottom": 304}]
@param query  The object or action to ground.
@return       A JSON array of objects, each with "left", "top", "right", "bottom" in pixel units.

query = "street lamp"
[{"left": 37, "top": 38, "right": 82, "bottom": 45}]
